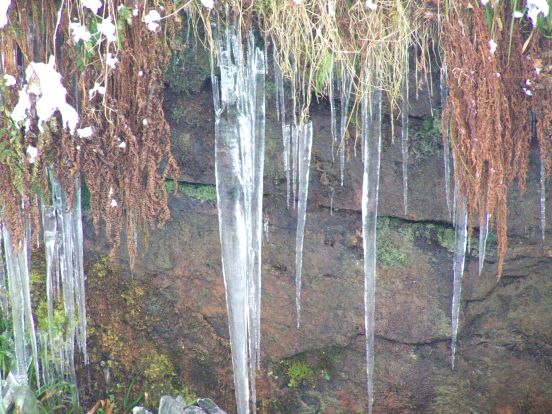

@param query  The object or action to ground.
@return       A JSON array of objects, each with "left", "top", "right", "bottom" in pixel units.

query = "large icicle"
[
  {"left": 362, "top": 83, "right": 383, "bottom": 414},
  {"left": 41, "top": 174, "right": 88, "bottom": 385},
  {"left": 401, "top": 52, "right": 410, "bottom": 215},
  {"left": 451, "top": 196, "right": 468, "bottom": 369},
  {"left": 440, "top": 66, "right": 452, "bottom": 218},
  {"left": 2, "top": 228, "right": 39, "bottom": 385},
  {"left": 294, "top": 123, "right": 313, "bottom": 329},
  {"left": 212, "top": 25, "right": 265, "bottom": 414}
]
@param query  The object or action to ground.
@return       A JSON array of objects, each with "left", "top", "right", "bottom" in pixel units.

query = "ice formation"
[{"left": 212, "top": 26, "right": 266, "bottom": 414}]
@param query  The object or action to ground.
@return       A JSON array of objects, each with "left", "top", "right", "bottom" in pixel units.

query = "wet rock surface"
[{"left": 79, "top": 46, "right": 552, "bottom": 413}]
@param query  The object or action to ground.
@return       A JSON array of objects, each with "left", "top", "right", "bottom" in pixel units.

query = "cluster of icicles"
[
  {"left": 211, "top": 26, "right": 548, "bottom": 414},
  {"left": 0, "top": 173, "right": 87, "bottom": 404}
]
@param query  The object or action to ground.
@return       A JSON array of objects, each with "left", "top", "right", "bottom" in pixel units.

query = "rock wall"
[{"left": 79, "top": 44, "right": 552, "bottom": 413}]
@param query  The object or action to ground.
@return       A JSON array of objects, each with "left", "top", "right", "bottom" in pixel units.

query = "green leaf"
[{"left": 315, "top": 52, "right": 334, "bottom": 96}]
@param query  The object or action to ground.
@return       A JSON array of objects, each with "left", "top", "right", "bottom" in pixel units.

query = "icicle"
[
  {"left": 273, "top": 47, "right": 282, "bottom": 123},
  {"left": 339, "top": 72, "right": 353, "bottom": 187},
  {"left": 440, "top": 66, "right": 452, "bottom": 218},
  {"left": 40, "top": 173, "right": 87, "bottom": 389},
  {"left": 540, "top": 157, "right": 546, "bottom": 241},
  {"left": 478, "top": 213, "right": 490, "bottom": 275},
  {"left": 451, "top": 196, "right": 468, "bottom": 369},
  {"left": 273, "top": 47, "right": 290, "bottom": 208},
  {"left": 401, "top": 51, "right": 409, "bottom": 216},
  {"left": 329, "top": 65, "right": 338, "bottom": 159},
  {"left": 0, "top": 232, "right": 8, "bottom": 315},
  {"left": 330, "top": 186, "right": 334, "bottom": 216},
  {"left": 212, "top": 25, "right": 265, "bottom": 414},
  {"left": 294, "top": 122, "right": 313, "bottom": 329},
  {"left": 362, "top": 82, "right": 382, "bottom": 414},
  {"left": 263, "top": 218, "right": 269, "bottom": 243},
  {"left": 291, "top": 124, "right": 300, "bottom": 207},
  {"left": 283, "top": 125, "right": 291, "bottom": 209},
  {"left": 414, "top": 59, "right": 419, "bottom": 101},
  {"left": 2, "top": 228, "right": 39, "bottom": 386}
]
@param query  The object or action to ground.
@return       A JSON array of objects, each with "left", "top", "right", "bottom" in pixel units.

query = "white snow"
[
  {"left": 26, "top": 146, "right": 38, "bottom": 163},
  {"left": 3, "top": 73, "right": 16, "bottom": 86},
  {"left": 0, "top": 0, "right": 11, "bottom": 28},
  {"left": 69, "top": 22, "right": 92, "bottom": 43},
  {"left": 82, "top": 0, "right": 102, "bottom": 14},
  {"left": 11, "top": 88, "right": 31, "bottom": 125},
  {"left": 98, "top": 16, "right": 116, "bottom": 42},
  {"left": 489, "top": 39, "right": 497, "bottom": 54},
  {"left": 527, "top": 0, "right": 549, "bottom": 27},
  {"left": 366, "top": 0, "right": 377, "bottom": 10},
  {"left": 89, "top": 82, "right": 106, "bottom": 99},
  {"left": 77, "top": 127, "right": 93, "bottom": 138},
  {"left": 144, "top": 10, "right": 161, "bottom": 32},
  {"left": 25, "top": 56, "right": 79, "bottom": 132},
  {"left": 106, "top": 52, "right": 118, "bottom": 69}
]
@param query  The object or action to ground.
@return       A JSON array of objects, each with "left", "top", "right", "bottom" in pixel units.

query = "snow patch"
[
  {"left": 3, "top": 73, "right": 16, "bottom": 86},
  {"left": 82, "top": 0, "right": 102, "bottom": 14},
  {"left": 26, "top": 146, "right": 38, "bottom": 163},
  {"left": 0, "top": 0, "right": 11, "bottom": 28},
  {"left": 489, "top": 39, "right": 497, "bottom": 54},
  {"left": 69, "top": 22, "right": 92, "bottom": 43},
  {"left": 98, "top": 16, "right": 116, "bottom": 42},
  {"left": 144, "top": 10, "right": 161, "bottom": 32},
  {"left": 527, "top": 0, "right": 550, "bottom": 27},
  {"left": 77, "top": 127, "right": 93, "bottom": 138}
]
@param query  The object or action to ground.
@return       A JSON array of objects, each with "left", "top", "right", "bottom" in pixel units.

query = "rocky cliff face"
[{"left": 78, "top": 45, "right": 552, "bottom": 413}]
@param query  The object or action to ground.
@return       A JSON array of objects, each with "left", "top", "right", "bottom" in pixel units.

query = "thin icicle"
[
  {"left": 330, "top": 186, "right": 334, "bottom": 216},
  {"left": 329, "top": 65, "right": 338, "bottom": 159},
  {"left": 291, "top": 123, "right": 299, "bottom": 206},
  {"left": 283, "top": 125, "right": 291, "bottom": 208},
  {"left": 478, "top": 213, "right": 490, "bottom": 275},
  {"left": 540, "top": 156, "right": 546, "bottom": 240},
  {"left": 362, "top": 77, "right": 383, "bottom": 414},
  {"left": 294, "top": 122, "right": 313, "bottom": 329},
  {"left": 414, "top": 58, "right": 419, "bottom": 101},
  {"left": 451, "top": 196, "right": 468, "bottom": 369},
  {"left": 401, "top": 51, "right": 409, "bottom": 216},
  {"left": 212, "top": 25, "right": 265, "bottom": 414},
  {"left": 339, "top": 72, "right": 353, "bottom": 187},
  {"left": 440, "top": 65, "right": 452, "bottom": 218},
  {"left": 274, "top": 47, "right": 291, "bottom": 208}
]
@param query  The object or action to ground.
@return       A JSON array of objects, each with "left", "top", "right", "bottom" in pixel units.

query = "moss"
[
  {"left": 431, "top": 379, "right": 483, "bottom": 413},
  {"left": 410, "top": 221, "right": 457, "bottom": 253},
  {"left": 84, "top": 256, "right": 194, "bottom": 410},
  {"left": 411, "top": 114, "right": 442, "bottom": 160},
  {"left": 436, "top": 226, "right": 456, "bottom": 253},
  {"left": 285, "top": 360, "right": 316, "bottom": 388},
  {"left": 377, "top": 217, "right": 409, "bottom": 267},
  {"left": 164, "top": 34, "right": 211, "bottom": 96},
  {"left": 165, "top": 180, "right": 217, "bottom": 203}
]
